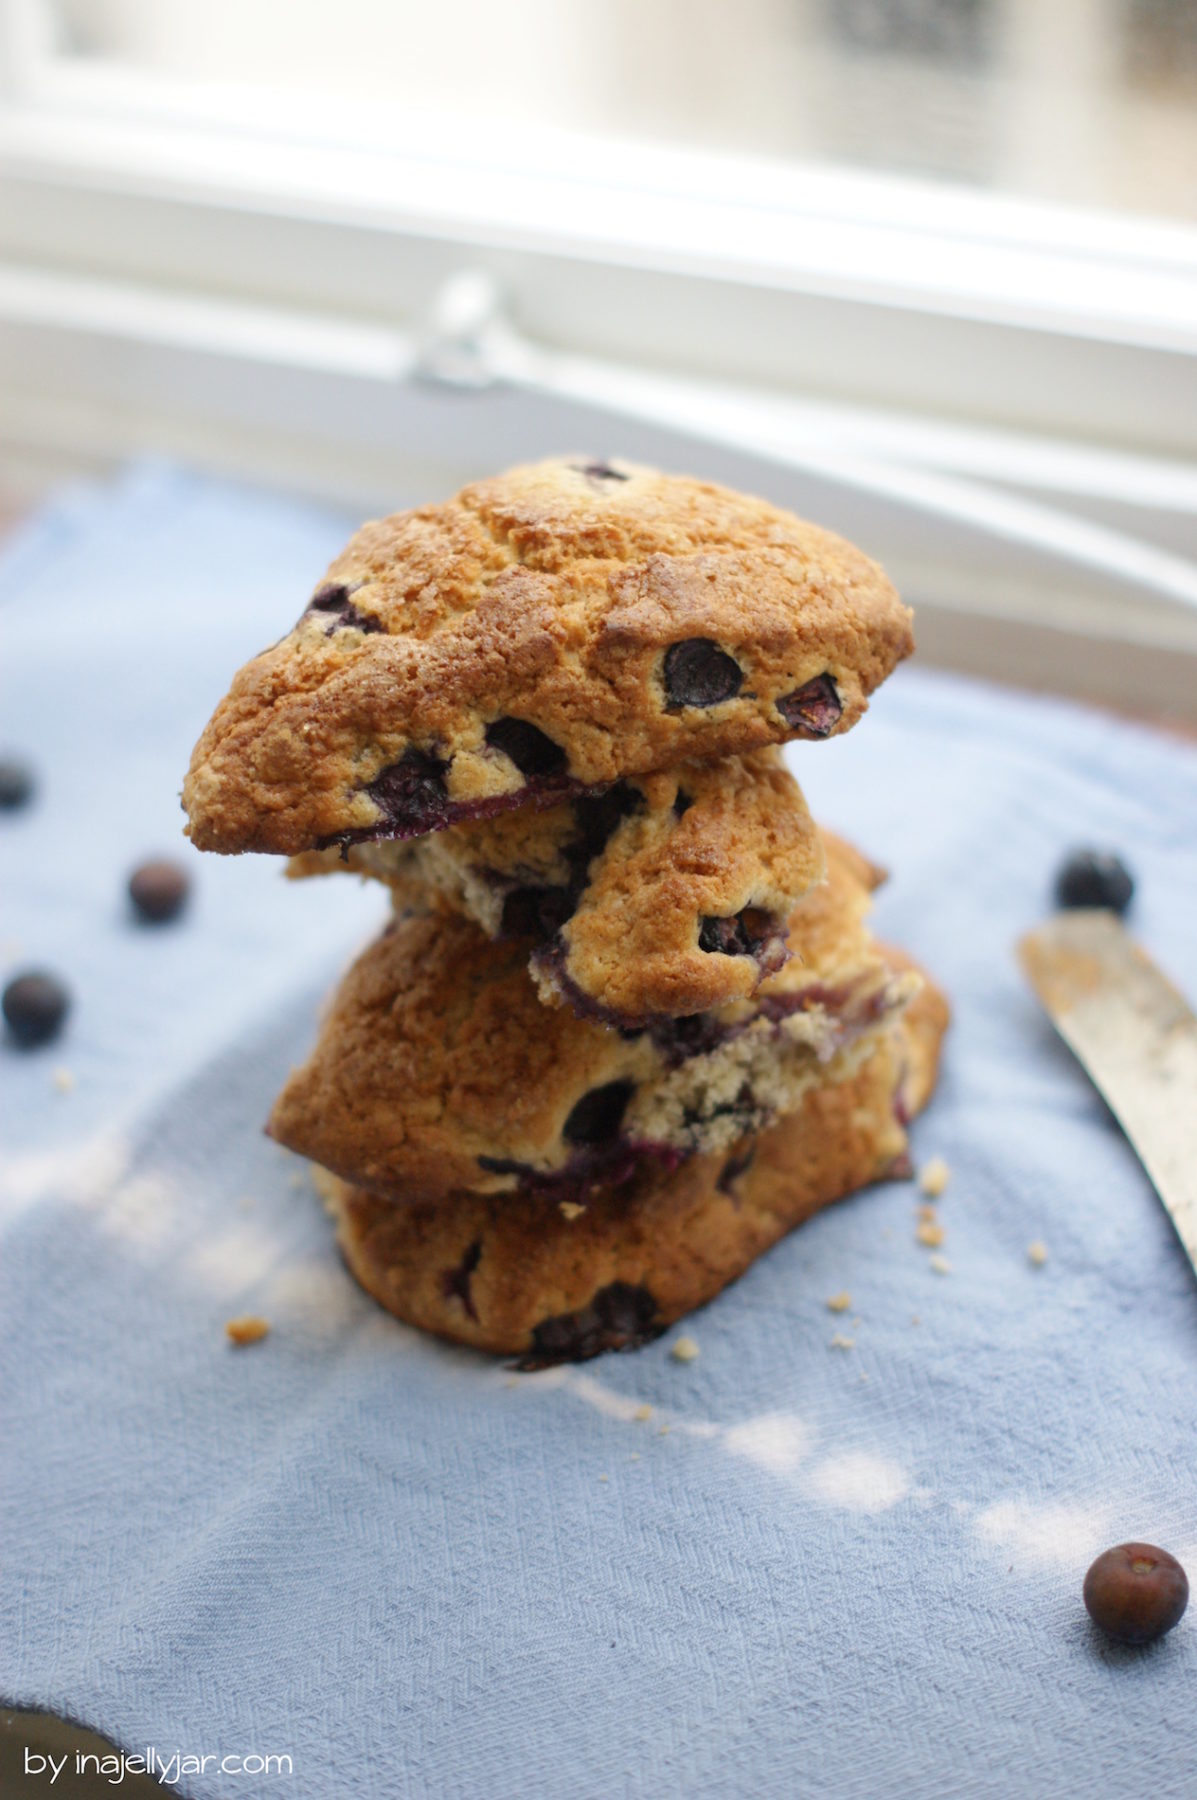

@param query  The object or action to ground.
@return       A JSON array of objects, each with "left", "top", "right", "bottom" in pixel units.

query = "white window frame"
[{"left": 2, "top": 0, "right": 1197, "bottom": 717}]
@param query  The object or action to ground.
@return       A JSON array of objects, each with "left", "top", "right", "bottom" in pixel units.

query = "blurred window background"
[
  {"left": 45, "top": 0, "right": 1197, "bottom": 222},
  {"left": 2, "top": 0, "right": 1197, "bottom": 716}
]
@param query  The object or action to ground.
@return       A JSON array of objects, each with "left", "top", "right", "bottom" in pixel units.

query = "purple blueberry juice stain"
[
  {"left": 476, "top": 1140, "right": 683, "bottom": 1202},
  {"left": 517, "top": 1281, "right": 662, "bottom": 1369},
  {"left": 322, "top": 772, "right": 608, "bottom": 853},
  {"left": 663, "top": 639, "right": 743, "bottom": 710},
  {"left": 441, "top": 1239, "right": 482, "bottom": 1321},
  {"left": 531, "top": 948, "right": 646, "bottom": 1031},
  {"left": 776, "top": 673, "right": 841, "bottom": 737}
]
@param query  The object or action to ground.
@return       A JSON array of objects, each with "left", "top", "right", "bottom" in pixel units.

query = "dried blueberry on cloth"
[{"left": 1084, "top": 1543, "right": 1188, "bottom": 1645}]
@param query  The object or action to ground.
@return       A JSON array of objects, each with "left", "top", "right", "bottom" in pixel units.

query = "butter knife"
[{"left": 1018, "top": 909, "right": 1197, "bottom": 1279}]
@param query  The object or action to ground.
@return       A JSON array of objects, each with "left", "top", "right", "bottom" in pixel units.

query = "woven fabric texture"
[{"left": 3, "top": 466, "right": 1196, "bottom": 1799}]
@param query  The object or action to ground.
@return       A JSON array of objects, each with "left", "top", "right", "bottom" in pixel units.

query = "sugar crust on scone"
[
  {"left": 318, "top": 965, "right": 949, "bottom": 1361},
  {"left": 184, "top": 458, "right": 913, "bottom": 856}
]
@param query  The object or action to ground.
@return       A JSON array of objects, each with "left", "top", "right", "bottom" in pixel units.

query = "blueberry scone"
[
  {"left": 184, "top": 459, "right": 912, "bottom": 855},
  {"left": 317, "top": 964, "right": 948, "bottom": 1362},
  {"left": 268, "top": 832, "right": 919, "bottom": 1202},
  {"left": 288, "top": 749, "right": 825, "bottom": 1026}
]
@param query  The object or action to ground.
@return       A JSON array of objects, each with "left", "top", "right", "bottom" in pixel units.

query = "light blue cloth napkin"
[{"left": 3, "top": 465, "right": 1197, "bottom": 1800}]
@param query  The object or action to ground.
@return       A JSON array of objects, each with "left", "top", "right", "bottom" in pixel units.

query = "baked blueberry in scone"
[
  {"left": 287, "top": 749, "right": 826, "bottom": 1027},
  {"left": 183, "top": 458, "right": 913, "bottom": 855},
  {"left": 315, "top": 965, "right": 948, "bottom": 1362},
  {"left": 267, "top": 831, "right": 920, "bottom": 1204}
]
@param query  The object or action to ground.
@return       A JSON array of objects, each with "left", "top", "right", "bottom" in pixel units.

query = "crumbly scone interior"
[
  {"left": 288, "top": 750, "right": 826, "bottom": 1025},
  {"left": 268, "top": 827, "right": 916, "bottom": 1199}
]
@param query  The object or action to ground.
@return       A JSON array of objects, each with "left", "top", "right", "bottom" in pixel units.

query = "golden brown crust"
[
  {"left": 288, "top": 750, "right": 825, "bottom": 1024},
  {"left": 183, "top": 459, "right": 912, "bottom": 855},
  {"left": 321, "top": 969, "right": 948, "bottom": 1360},
  {"left": 267, "top": 832, "right": 916, "bottom": 1200}
]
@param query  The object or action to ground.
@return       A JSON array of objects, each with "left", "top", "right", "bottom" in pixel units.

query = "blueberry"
[
  {"left": 128, "top": 859, "right": 190, "bottom": 923},
  {"left": 1084, "top": 1542, "right": 1188, "bottom": 1644},
  {"left": 525, "top": 1308, "right": 593, "bottom": 1363},
  {"left": 303, "top": 582, "right": 382, "bottom": 636},
  {"left": 717, "top": 1145, "right": 756, "bottom": 1194},
  {"left": 562, "top": 1079, "right": 635, "bottom": 1145},
  {"left": 0, "top": 758, "right": 35, "bottom": 810},
  {"left": 518, "top": 1281, "right": 661, "bottom": 1369},
  {"left": 490, "top": 787, "right": 641, "bottom": 948},
  {"left": 776, "top": 673, "right": 842, "bottom": 737},
  {"left": 500, "top": 885, "right": 573, "bottom": 940},
  {"left": 663, "top": 640, "right": 743, "bottom": 710},
  {"left": 310, "top": 581, "right": 355, "bottom": 612},
  {"left": 366, "top": 746, "right": 450, "bottom": 830},
  {"left": 1055, "top": 850, "right": 1134, "bottom": 916},
  {"left": 485, "top": 717, "right": 568, "bottom": 779},
  {"left": 593, "top": 1281, "right": 659, "bottom": 1339},
  {"left": 441, "top": 1239, "right": 482, "bottom": 1322},
  {"left": 329, "top": 602, "right": 384, "bottom": 636},
  {"left": 570, "top": 784, "right": 640, "bottom": 863},
  {"left": 3, "top": 970, "right": 70, "bottom": 1047},
  {"left": 572, "top": 461, "right": 630, "bottom": 483},
  {"left": 645, "top": 1012, "right": 726, "bottom": 1064},
  {"left": 698, "top": 907, "right": 772, "bottom": 957}
]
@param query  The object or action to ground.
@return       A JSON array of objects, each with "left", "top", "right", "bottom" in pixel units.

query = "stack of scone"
[{"left": 183, "top": 458, "right": 947, "bottom": 1365}]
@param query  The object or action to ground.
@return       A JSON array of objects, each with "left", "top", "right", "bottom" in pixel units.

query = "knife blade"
[{"left": 1018, "top": 909, "right": 1197, "bottom": 1281}]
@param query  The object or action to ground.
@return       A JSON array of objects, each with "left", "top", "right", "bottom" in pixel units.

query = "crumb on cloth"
[
  {"left": 919, "top": 1157, "right": 950, "bottom": 1198},
  {"left": 226, "top": 1315, "right": 270, "bottom": 1347},
  {"left": 1027, "top": 1240, "right": 1049, "bottom": 1267},
  {"left": 670, "top": 1336, "right": 700, "bottom": 1364},
  {"left": 826, "top": 1291, "right": 852, "bottom": 1313}
]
